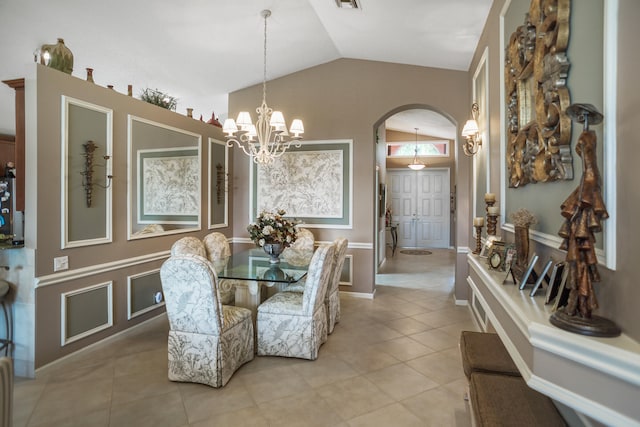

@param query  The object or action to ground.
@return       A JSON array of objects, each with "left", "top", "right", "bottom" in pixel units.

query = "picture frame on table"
[
  {"left": 518, "top": 253, "right": 539, "bottom": 290},
  {"left": 488, "top": 241, "right": 506, "bottom": 271},
  {"left": 529, "top": 259, "right": 554, "bottom": 297},
  {"left": 504, "top": 245, "right": 516, "bottom": 267},
  {"left": 479, "top": 236, "right": 500, "bottom": 258},
  {"left": 545, "top": 262, "right": 566, "bottom": 305}
]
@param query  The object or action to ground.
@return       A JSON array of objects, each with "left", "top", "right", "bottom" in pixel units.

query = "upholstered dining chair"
[
  {"left": 0, "top": 356, "right": 12, "bottom": 427},
  {"left": 281, "top": 227, "right": 315, "bottom": 265},
  {"left": 203, "top": 232, "right": 236, "bottom": 305},
  {"left": 326, "top": 237, "right": 348, "bottom": 334},
  {"left": 256, "top": 243, "right": 335, "bottom": 360},
  {"left": 170, "top": 236, "right": 207, "bottom": 258},
  {"left": 160, "top": 254, "right": 254, "bottom": 388}
]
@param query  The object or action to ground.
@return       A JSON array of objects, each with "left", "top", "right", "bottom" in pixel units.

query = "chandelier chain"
[{"left": 262, "top": 10, "right": 268, "bottom": 104}]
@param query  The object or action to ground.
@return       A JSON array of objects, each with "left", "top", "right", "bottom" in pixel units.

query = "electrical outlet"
[
  {"left": 54, "top": 256, "right": 69, "bottom": 272},
  {"left": 153, "top": 291, "right": 163, "bottom": 304}
]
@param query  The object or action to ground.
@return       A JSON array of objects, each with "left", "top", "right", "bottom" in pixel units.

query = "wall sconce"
[
  {"left": 461, "top": 102, "right": 482, "bottom": 156},
  {"left": 80, "top": 141, "right": 112, "bottom": 208}
]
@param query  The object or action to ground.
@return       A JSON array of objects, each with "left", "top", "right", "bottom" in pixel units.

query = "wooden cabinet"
[{"left": 2, "top": 78, "right": 24, "bottom": 212}]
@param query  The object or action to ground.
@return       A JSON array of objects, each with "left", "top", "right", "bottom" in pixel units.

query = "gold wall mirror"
[{"left": 505, "top": 0, "right": 572, "bottom": 187}]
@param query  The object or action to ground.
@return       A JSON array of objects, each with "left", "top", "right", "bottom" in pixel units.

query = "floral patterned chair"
[
  {"left": 281, "top": 227, "right": 315, "bottom": 266},
  {"left": 170, "top": 236, "right": 207, "bottom": 257},
  {"left": 326, "top": 237, "right": 348, "bottom": 334},
  {"left": 256, "top": 243, "right": 335, "bottom": 360},
  {"left": 160, "top": 254, "right": 254, "bottom": 388},
  {"left": 203, "top": 232, "right": 236, "bottom": 305}
]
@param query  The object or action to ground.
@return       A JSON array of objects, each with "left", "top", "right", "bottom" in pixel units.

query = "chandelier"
[
  {"left": 408, "top": 128, "right": 426, "bottom": 170},
  {"left": 223, "top": 10, "right": 304, "bottom": 164}
]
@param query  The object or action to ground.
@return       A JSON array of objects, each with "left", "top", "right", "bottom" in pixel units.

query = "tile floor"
[{"left": 13, "top": 248, "right": 479, "bottom": 426}]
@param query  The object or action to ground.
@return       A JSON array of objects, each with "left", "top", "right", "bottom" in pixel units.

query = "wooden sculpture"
[{"left": 550, "top": 103, "right": 620, "bottom": 337}]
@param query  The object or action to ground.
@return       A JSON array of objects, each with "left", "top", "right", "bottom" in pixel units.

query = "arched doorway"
[{"left": 373, "top": 105, "right": 458, "bottom": 280}]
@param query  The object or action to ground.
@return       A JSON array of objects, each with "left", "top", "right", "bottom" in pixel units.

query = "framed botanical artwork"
[
  {"left": 127, "top": 116, "right": 202, "bottom": 239},
  {"left": 137, "top": 147, "right": 199, "bottom": 224},
  {"left": 250, "top": 139, "right": 353, "bottom": 228}
]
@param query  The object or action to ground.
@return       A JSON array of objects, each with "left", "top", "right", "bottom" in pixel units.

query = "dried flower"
[
  {"left": 509, "top": 208, "right": 537, "bottom": 227},
  {"left": 139, "top": 88, "right": 178, "bottom": 111},
  {"left": 247, "top": 209, "right": 299, "bottom": 248}
]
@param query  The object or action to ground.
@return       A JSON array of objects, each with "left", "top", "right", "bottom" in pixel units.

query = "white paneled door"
[{"left": 389, "top": 169, "right": 450, "bottom": 249}]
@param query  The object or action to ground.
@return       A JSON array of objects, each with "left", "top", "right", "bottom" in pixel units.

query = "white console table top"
[{"left": 467, "top": 254, "right": 640, "bottom": 426}]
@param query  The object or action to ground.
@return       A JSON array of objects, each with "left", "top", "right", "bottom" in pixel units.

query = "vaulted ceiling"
[{"left": 0, "top": 0, "right": 493, "bottom": 134}]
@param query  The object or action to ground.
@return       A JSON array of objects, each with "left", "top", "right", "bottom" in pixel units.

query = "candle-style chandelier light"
[{"left": 223, "top": 10, "right": 304, "bottom": 164}]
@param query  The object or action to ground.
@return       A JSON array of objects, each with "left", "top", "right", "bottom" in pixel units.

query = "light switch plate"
[{"left": 54, "top": 256, "right": 69, "bottom": 272}]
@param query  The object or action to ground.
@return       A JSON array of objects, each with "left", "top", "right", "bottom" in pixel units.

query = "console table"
[{"left": 467, "top": 254, "right": 640, "bottom": 426}]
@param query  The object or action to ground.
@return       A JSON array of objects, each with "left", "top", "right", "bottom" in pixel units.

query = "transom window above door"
[{"left": 387, "top": 140, "right": 449, "bottom": 157}]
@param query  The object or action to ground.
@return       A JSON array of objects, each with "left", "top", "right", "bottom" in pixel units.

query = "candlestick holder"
[
  {"left": 487, "top": 213, "right": 499, "bottom": 236},
  {"left": 485, "top": 199, "right": 495, "bottom": 215},
  {"left": 473, "top": 225, "right": 483, "bottom": 254},
  {"left": 484, "top": 192, "right": 495, "bottom": 207}
]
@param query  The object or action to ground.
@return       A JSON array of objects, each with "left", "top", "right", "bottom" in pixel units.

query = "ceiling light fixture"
[
  {"left": 223, "top": 10, "right": 304, "bottom": 164},
  {"left": 461, "top": 102, "right": 482, "bottom": 156},
  {"left": 408, "top": 128, "right": 426, "bottom": 170},
  {"left": 335, "top": 0, "right": 360, "bottom": 9}
]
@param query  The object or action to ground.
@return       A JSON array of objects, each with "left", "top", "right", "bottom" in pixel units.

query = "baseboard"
[{"left": 340, "top": 289, "right": 375, "bottom": 300}]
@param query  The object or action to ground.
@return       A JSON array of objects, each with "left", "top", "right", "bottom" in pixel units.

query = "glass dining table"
[{"left": 214, "top": 247, "right": 312, "bottom": 318}]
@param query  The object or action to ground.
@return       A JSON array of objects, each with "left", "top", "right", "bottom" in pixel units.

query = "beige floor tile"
[
  {"left": 316, "top": 375, "right": 395, "bottom": 421},
  {"left": 111, "top": 370, "right": 179, "bottom": 405},
  {"left": 240, "top": 365, "right": 313, "bottom": 404},
  {"left": 27, "top": 378, "right": 113, "bottom": 426},
  {"left": 331, "top": 343, "right": 400, "bottom": 375},
  {"left": 347, "top": 402, "right": 425, "bottom": 427},
  {"left": 31, "top": 409, "right": 110, "bottom": 427},
  {"left": 384, "top": 316, "right": 434, "bottom": 335},
  {"left": 108, "top": 389, "right": 188, "bottom": 427},
  {"left": 406, "top": 348, "right": 466, "bottom": 385},
  {"left": 113, "top": 347, "right": 167, "bottom": 377},
  {"left": 402, "top": 385, "right": 471, "bottom": 427},
  {"left": 371, "top": 336, "right": 436, "bottom": 362},
  {"left": 365, "top": 363, "right": 439, "bottom": 401},
  {"left": 188, "top": 406, "right": 269, "bottom": 427},
  {"left": 257, "top": 390, "right": 345, "bottom": 427},
  {"left": 181, "top": 378, "right": 256, "bottom": 423},
  {"left": 409, "top": 328, "right": 460, "bottom": 351},
  {"left": 291, "top": 353, "right": 359, "bottom": 388}
]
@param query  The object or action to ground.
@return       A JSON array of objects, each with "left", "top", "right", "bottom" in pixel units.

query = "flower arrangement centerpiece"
[{"left": 247, "top": 209, "right": 298, "bottom": 263}]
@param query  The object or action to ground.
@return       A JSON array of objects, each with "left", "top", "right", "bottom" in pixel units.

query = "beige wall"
[
  {"left": 228, "top": 58, "right": 471, "bottom": 295},
  {"left": 468, "top": 0, "right": 640, "bottom": 341},
  {"left": 29, "top": 65, "right": 231, "bottom": 367}
]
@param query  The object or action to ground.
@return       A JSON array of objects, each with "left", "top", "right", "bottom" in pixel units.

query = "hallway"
[{"left": 13, "top": 248, "right": 477, "bottom": 426}]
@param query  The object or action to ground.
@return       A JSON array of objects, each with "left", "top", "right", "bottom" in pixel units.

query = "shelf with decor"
[{"left": 466, "top": 254, "right": 640, "bottom": 426}]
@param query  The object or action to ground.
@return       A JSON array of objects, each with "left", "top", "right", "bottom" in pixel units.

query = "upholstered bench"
[
  {"left": 469, "top": 372, "right": 566, "bottom": 426},
  {"left": 459, "top": 330, "right": 520, "bottom": 379}
]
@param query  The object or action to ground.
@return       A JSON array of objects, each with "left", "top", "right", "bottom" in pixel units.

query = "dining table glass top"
[{"left": 215, "top": 247, "right": 312, "bottom": 284}]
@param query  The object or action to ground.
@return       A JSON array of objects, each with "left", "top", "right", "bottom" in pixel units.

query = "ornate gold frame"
[{"left": 505, "top": 0, "right": 572, "bottom": 187}]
